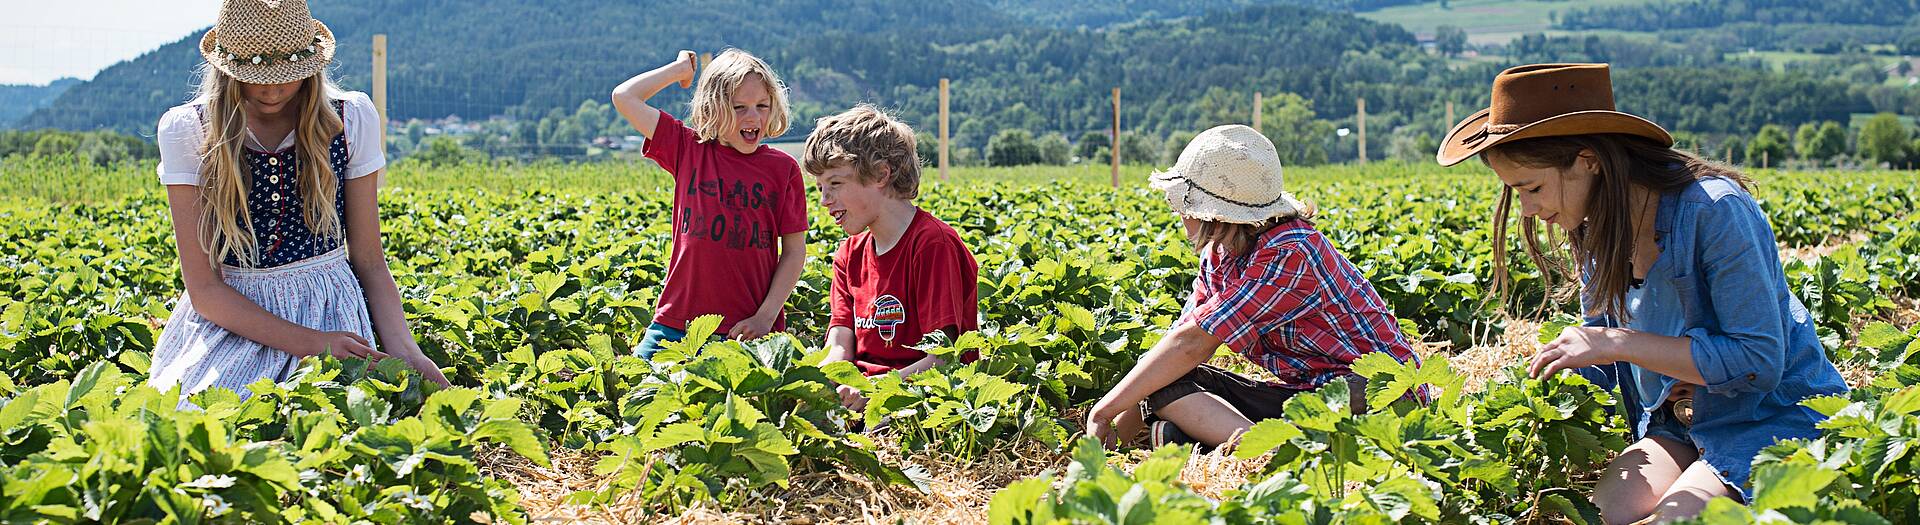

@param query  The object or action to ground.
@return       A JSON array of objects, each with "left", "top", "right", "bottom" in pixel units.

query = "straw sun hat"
[
  {"left": 1436, "top": 63, "right": 1672, "bottom": 166},
  {"left": 199, "top": 0, "right": 336, "bottom": 85},
  {"left": 1149, "top": 124, "right": 1307, "bottom": 225}
]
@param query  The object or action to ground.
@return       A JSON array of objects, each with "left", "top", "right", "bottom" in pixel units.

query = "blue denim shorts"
[
  {"left": 634, "top": 322, "right": 686, "bottom": 360},
  {"left": 1644, "top": 401, "right": 1692, "bottom": 445}
]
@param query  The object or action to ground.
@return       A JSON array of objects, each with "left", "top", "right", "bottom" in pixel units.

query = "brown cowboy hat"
[{"left": 1435, "top": 63, "right": 1672, "bottom": 167}]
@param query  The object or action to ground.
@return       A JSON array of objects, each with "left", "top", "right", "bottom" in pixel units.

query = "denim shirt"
[{"left": 1575, "top": 176, "right": 1848, "bottom": 497}]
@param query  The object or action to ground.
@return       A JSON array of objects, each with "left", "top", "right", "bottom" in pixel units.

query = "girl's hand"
[
  {"left": 675, "top": 50, "right": 697, "bottom": 88},
  {"left": 727, "top": 313, "right": 776, "bottom": 341},
  {"left": 403, "top": 353, "right": 453, "bottom": 388},
  {"left": 304, "top": 331, "right": 390, "bottom": 361},
  {"left": 1529, "top": 326, "right": 1616, "bottom": 379}
]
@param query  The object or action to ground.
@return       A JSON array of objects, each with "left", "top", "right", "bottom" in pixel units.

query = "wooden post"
[
  {"left": 939, "top": 78, "right": 950, "bottom": 181},
  {"left": 371, "top": 34, "right": 388, "bottom": 149},
  {"left": 1111, "top": 87, "right": 1121, "bottom": 188},
  {"left": 1357, "top": 98, "right": 1368, "bottom": 165},
  {"left": 1445, "top": 100, "right": 1455, "bottom": 129},
  {"left": 1253, "top": 91, "right": 1263, "bottom": 130},
  {"left": 374, "top": 33, "right": 389, "bottom": 179},
  {"left": 1763, "top": 150, "right": 1769, "bottom": 169}
]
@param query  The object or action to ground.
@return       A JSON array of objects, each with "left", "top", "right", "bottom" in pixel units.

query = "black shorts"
[{"left": 1141, "top": 364, "right": 1368, "bottom": 421}]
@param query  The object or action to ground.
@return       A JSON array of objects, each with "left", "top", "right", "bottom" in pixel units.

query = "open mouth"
[
  {"left": 831, "top": 210, "right": 847, "bottom": 224},
  {"left": 740, "top": 127, "right": 761, "bottom": 144}
]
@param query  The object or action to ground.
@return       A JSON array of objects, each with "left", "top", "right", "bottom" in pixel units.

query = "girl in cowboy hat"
[
  {"left": 612, "top": 49, "right": 808, "bottom": 357},
  {"left": 1085, "top": 124, "right": 1423, "bottom": 450},
  {"left": 1437, "top": 63, "right": 1847, "bottom": 523},
  {"left": 149, "top": 0, "right": 451, "bottom": 408}
]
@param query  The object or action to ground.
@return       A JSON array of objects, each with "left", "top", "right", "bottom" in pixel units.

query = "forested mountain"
[
  {"left": 980, "top": 0, "right": 1421, "bottom": 27},
  {"left": 14, "top": 0, "right": 1910, "bottom": 164},
  {"left": 1557, "top": 0, "right": 1920, "bottom": 31},
  {"left": 0, "top": 79, "right": 79, "bottom": 128}
]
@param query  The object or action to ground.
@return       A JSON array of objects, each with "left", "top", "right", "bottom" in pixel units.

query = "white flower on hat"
[
  {"left": 251, "top": 56, "right": 262, "bottom": 65},
  {"left": 290, "top": 54, "right": 300, "bottom": 62}
]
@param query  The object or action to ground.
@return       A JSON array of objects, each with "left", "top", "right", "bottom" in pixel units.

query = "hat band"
[
  {"left": 1486, "top": 123, "right": 1523, "bottom": 134},
  {"left": 216, "top": 35, "right": 323, "bottom": 67},
  {"left": 1167, "top": 175, "right": 1288, "bottom": 209}
]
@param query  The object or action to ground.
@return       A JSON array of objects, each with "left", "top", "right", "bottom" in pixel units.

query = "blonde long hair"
[
  {"left": 192, "top": 64, "right": 345, "bottom": 270},
  {"left": 687, "top": 48, "right": 791, "bottom": 143}
]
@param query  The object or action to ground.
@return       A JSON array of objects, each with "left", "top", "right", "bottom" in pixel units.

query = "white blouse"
[{"left": 156, "top": 90, "right": 386, "bottom": 185}]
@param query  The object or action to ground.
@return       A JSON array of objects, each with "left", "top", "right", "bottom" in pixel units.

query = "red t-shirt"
[
  {"left": 644, "top": 111, "right": 807, "bottom": 333},
  {"left": 829, "top": 208, "right": 980, "bottom": 375}
]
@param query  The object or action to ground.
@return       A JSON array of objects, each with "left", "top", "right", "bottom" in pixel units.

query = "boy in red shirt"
[
  {"left": 612, "top": 49, "right": 808, "bottom": 357},
  {"left": 803, "top": 105, "right": 980, "bottom": 410}
]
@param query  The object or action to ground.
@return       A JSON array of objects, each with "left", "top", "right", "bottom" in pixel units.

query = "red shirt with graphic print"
[
  {"left": 829, "top": 208, "right": 980, "bottom": 375},
  {"left": 644, "top": 111, "right": 808, "bottom": 333}
]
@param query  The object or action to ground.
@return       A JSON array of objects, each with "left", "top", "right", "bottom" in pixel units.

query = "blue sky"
[{"left": 0, "top": 0, "right": 222, "bottom": 85}]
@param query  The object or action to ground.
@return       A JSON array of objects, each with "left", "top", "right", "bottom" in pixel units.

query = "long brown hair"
[
  {"left": 1188, "top": 204, "right": 1317, "bottom": 259},
  {"left": 1487, "top": 133, "right": 1748, "bottom": 320},
  {"left": 194, "top": 64, "right": 345, "bottom": 271}
]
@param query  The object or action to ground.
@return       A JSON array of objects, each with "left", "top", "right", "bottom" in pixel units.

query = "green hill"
[{"left": 13, "top": 0, "right": 1908, "bottom": 163}]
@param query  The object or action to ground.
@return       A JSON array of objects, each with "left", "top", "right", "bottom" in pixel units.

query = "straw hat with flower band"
[
  {"left": 1150, "top": 124, "right": 1308, "bottom": 226},
  {"left": 1436, "top": 63, "right": 1672, "bottom": 167},
  {"left": 200, "top": 0, "right": 336, "bottom": 85}
]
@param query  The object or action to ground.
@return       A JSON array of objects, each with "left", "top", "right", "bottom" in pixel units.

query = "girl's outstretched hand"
[
  {"left": 404, "top": 353, "right": 454, "bottom": 388},
  {"left": 1529, "top": 326, "right": 1614, "bottom": 379}
]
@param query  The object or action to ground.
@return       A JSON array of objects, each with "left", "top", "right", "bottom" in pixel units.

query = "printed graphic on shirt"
[
  {"left": 855, "top": 294, "right": 906, "bottom": 344},
  {"left": 676, "top": 166, "right": 783, "bottom": 250}
]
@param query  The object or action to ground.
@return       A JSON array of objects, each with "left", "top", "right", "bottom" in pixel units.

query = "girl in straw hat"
[
  {"left": 612, "top": 49, "right": 808, "bottom": 357},
  {"left": 1437, "top": 63, "right": 1846, "bottom": 522},
  {"left": 149, "top": 0, "right": 451, "bottom": 408},
  {"left": 1085, "top": 124, "right": 1423, "bottom": 451}
]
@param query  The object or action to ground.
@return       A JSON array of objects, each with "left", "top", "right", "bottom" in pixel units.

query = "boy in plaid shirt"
[{"left": 1085, "top": 125, "right": 1422, "bottom": 449}]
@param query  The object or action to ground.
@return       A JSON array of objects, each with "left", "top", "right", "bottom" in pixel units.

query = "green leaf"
[
  {"left": 988, "top": 475, "right": 1055, "bottom": 525},
  {"left": 646, "top": 422, "right": 706, "bottom": 452},
  {"left": 1233, "top": 418, "right": 1304, "bottom": 459},
  {"left": 474, "top": 419, "right": 552, "bottom": 467},
  {"left": 657, "top": 315, "right": 723, "bottom": 362},
  {"left": 1538, "top": 314, "right": 1581, "bottom": 345},
  {"left": 1538, "top": 487, "right": 1603, "bottom": 525},
  {"left": 1057, "top": 303, "right": 1097, "bottom": 333},
  {"left": 1349, "top": 351, "right": 1403, "bottom": 380},
  {"left": 1133, "top": 445, "right": 1189, "bottom": 484},
  {"left": 117, "top": 351, "right": 151, "bottom": 376},
  {"left": 1365, "top": 475, "right": 1440, "bottom": 521},
  {"left": 1857, "top": 322, "right": 1912, "bottom": 354},
  {"left": 1879, "top": 385, "right": 1920, "bottom": 415},
  {"left": 532, "top": 272, "right": 567, "bottom": 300},
  {"left": 0, "top": 388, "right": 42, "bottom": 431},
  {"left": 819, "top": 361, "right": 873, "bottom": 391},
  {"left": 64, "top": 361, "right": 112, "bottom": 409},
  {"left": 1750, "top": 462, "right": 1842, "bottom": 510},
  {"left": 1800, "top": 395, "right": 1852, "bottom": 417}
]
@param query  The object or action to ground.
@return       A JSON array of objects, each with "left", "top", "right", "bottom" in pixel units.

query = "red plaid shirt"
[{"left": 1182, "top": 219, "right": 1419, "bottom": 390}]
